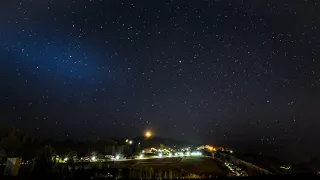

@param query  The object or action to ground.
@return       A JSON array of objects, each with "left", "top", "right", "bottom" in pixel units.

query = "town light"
[
  {"left": 115, "top": 155, "right": 120, "bottom": 160},
  {"left": 139, "top": 154, "right": 143, "bottom": 159},
  {"left": 169, "top": 153, "right": 172, "bottom": 157},
  {"left": 158, "top": 153, "right": 163, "bottom": 158},
  {"left": 64, "top": 157, "right": 68, "bottom": 161},
  {"left": 91, "top": 156, "right": 96, "bottom": 161},
  {"left": 129, "top": 140, "right": 133, "bottom": 144},
  {"left": 191, "top": 151, "right": 202, "bottom": 156}
]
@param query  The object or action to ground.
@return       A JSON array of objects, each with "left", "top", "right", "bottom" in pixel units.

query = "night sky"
[{"left": 1, "top": 0, "right": 319, "bottom": 163}]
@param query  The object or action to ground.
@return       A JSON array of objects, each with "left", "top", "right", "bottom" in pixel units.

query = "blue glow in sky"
[{"left": 1, "top": 25, "right": 110, "bottom": 81}]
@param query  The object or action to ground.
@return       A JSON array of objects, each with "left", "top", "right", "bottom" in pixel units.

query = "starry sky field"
[{"left": 0, "top": 0, "right": 319, "bottom": 163}]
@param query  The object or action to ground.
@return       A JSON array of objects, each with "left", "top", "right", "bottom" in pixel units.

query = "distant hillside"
[
  {"left": 132, "top": 136, "right": 197, "bottom": 148},
  {"left": 44, "top": 138, "right": 118, "bottom": 155},
  {"left": 295, "top": 157, "right": 320, "bottom": 172},
  {"left": 45, "top": 136, "right": 197, "bottom": 156},
  {"left": 0, "top": 124, "right": 120, "bottom": 158},
  {"left": 236, "top": 153, "right": 287, "bottom": 173},
  {"left": 235, "top": 154, "right": 320, "bottom": 174},
  {"left": 0, "top": 124, "right": 200, "bottom": 159}
]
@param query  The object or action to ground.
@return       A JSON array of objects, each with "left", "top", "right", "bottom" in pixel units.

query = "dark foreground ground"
[
  {"left": 1, "top": 157, "right": 228, "bottom": 179},
  {"left": 2, "top": 157, "right": 318, "bottom": 179},
  {"left": 2, "top": 174, "right": 320, "bottom": 180}
]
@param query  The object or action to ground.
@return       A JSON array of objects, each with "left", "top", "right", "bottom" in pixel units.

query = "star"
[{"left": 0, "top": 0, "right": 319, "bottom": 164}]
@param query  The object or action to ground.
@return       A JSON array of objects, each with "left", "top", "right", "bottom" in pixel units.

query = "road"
[{"left": 110, "top": 154, "right": 204, "bottom": 162}]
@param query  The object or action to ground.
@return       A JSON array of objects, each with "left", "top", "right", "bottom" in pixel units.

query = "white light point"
[{"left": 91, "top": 156, "right": 96, "bottom": 161}]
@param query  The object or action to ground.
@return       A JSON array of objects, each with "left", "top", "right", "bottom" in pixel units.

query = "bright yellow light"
[
  {"left": 145, "top": 131, "right": 152, "bottom": 138},
  {"left": 125, "top": 139, "right": 129, "bottom": 143}
]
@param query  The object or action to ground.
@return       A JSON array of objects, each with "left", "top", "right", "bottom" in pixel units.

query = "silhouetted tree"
[
  {"left": 97, "top": 153, "right": 104, "bottom": 160},
  {"left": 0, "top": 148, "right": 6, "bottom": 163}
]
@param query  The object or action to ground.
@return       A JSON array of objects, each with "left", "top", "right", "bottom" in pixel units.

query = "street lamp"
[{"left": 91, "top": 156, "right": 96, "bottom": 161}]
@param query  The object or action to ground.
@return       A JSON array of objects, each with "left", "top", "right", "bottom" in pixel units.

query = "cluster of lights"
[
  {"left": 225, "top": 162, "right": 241, "bottom": 176},
  {"left": 136, "top": 151, "right": 203, "bottom": 158},
  {"left": 204, "top": 145, "right": 217, "bottom": 151},
  {"left": 126, "top": 139, "right": 140, "bottom": 145},
  {"left": 181, "top": 147, "right": 191, "bottom": 152},
  {"left": 280, "top": 166, "right": 291, "bottom": 170},
  {"left": 162, "top": 149, "right": 171, "bottom": 153},
  {"left": 190, "top": 152, "right": 202, "bottom": 156},
  {"left": 196, "top": 146, "right": 204, "bottom": 150},
  {"left": 115, "top": 155, "right": 120, "bottom": 160}
]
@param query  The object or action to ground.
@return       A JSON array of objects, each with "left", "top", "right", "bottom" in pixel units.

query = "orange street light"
[{"left": 145, "top": 131, "right": 152, "bottom": 138}]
